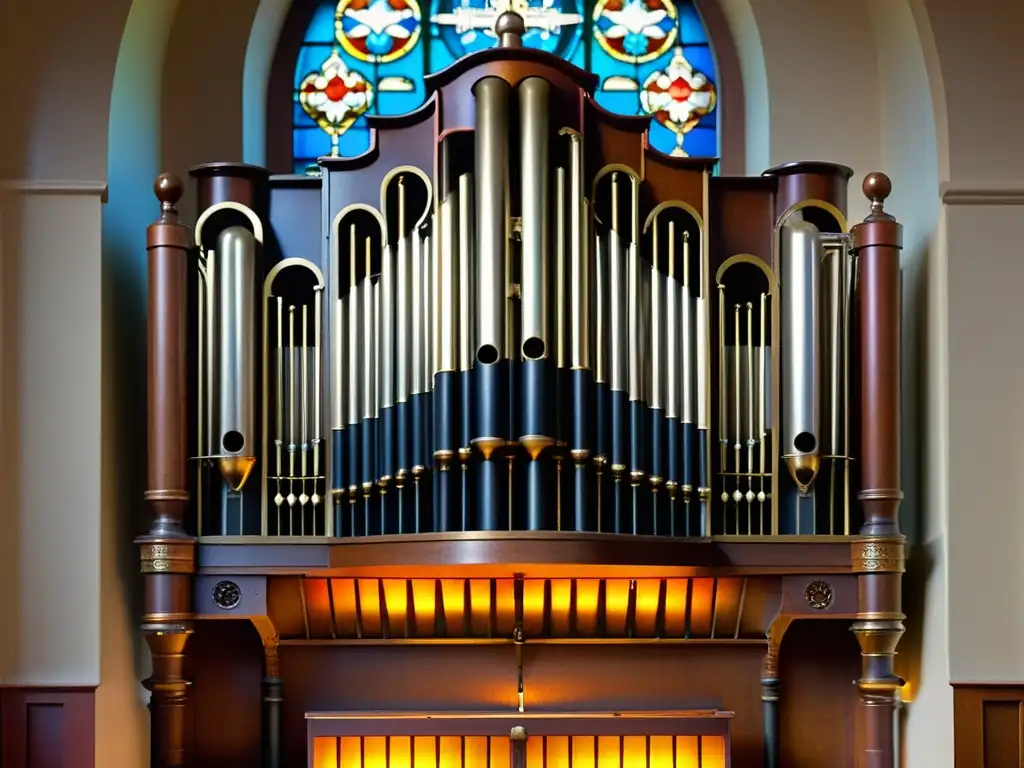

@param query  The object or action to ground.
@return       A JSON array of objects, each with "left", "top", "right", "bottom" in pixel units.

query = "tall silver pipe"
[
  {"left": 458, "top": 173, "right": 475, "bottom": 373},
  {"left": 440, "top": 191, "right": 459, "bottom": 373},
  {"left": 821, "top": 245, "right": 843, "bottom": 460},
  {"left": 474, "top": 77, "right": 510, "bottom": 365},
  {"left": 649, "top": 232, "right": 664, "bottom": 412},
  {"left": 519, "top": 77, "right": 550, "bottom": 361},
  {"left": 695, "top": 237, "right": 707, "bottom": 430},
  {"left": 608, "top": 175, "right": 627, "bottom": 394},
  {"left": 215, "top": 226, "right": 256, "bottom": 491},
  {"left": 664, "top": 221, "right": 678, "bottom": 420},
  {"left": 780, "top": 219, "right": 822, "bottom": 493},
  {"left": 332, "top": 278, "right": 346, "bottom": 431},
  {"left": 395, "top": 179, "right": 412, "bottom": 405},
  {"left": 566, "top": 133, "right": 589, "bottom": 369},
  {"left": 361, "top": 237, "right": 376, "bottom": 421},
  {"left": 411, "top": 225, "right": 427, "bottom": 395},
  {"left": 556, "top": 168, "right": 566, "bottom": 370},
  {"left": 627, "top": 184, "right": 642, "bottom": 404},
  {"left": 680, "top": 229, "right": 693, "bottom": 425},
  {"left": 379, "top": 237, "right": 395, "bottom": 411},
  {"left": 594, "top": 231, "right": 607, "bottom": 386},
  {"left": 347, "top": 224, "right": 362, "bottom": 428},
  {"left": 427, "top": 223, "right": 437, "bottom": 384}
]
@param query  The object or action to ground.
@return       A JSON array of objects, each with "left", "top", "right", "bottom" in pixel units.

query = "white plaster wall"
[{"left": 0, "top": 187, "right": 105, "bottom": 685}]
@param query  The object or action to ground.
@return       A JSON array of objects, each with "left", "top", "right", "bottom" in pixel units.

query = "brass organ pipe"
[
  {"left": 780, "top": 220, "right": 822, "bottom": 500},
  {"left": 215, "top": 227, "right": 257, "bottom": 496},
  {"left": 472, "top": 76, "right": 510, "bottom": 532}
]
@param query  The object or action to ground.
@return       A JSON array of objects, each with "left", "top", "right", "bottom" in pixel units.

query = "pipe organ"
[{"left": 139, "top": 12, "right": 906, "bottom": 768}]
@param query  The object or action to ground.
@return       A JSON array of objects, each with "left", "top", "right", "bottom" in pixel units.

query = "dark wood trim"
[
  {"left": 0, "top": 685, "right": 96, "bottom": 768},
  {"left": 266, "top": 0, "right": 748, "bottom": 175},
  {"left": 953, "top": 683, "right": 1024, "bottom": 767}
]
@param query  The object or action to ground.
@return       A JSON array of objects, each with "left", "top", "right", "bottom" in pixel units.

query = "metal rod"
[
  {"left": 758, "top": 292, "right": 768, "bottom": 525},
  {"left": 288, "top": 304, "right": 297, "bottom": 515},
  {"left": 733, "top": 304, "right": 742, "bottom": 531},
  {"left": 745, "top": 301, "right": 755, "bottom": 531},
  {"left": 312, "top": 286, "right": 323, "bottom": 515},
  {"left": 275, "top": 297, "right": 284, "bottom": 522}
]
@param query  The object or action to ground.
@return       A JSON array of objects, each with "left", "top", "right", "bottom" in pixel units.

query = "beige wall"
[{"left": 0, "top": 0, "right": 1010, "bottom": 765}]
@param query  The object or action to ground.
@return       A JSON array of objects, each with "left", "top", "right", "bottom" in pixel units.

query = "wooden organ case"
[{"left": 139, "top": 12, "right": 906, "bottom": 768}]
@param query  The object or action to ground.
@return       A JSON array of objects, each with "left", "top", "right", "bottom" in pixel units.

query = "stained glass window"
[{"left": 293, "top": 0, "right": 718, "bottom": 172}]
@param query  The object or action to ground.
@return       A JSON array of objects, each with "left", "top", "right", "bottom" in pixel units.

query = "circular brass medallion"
[
  {"left": 213, "top": 580, "right": 242, "bottom": 611},
  {"left": 804, "top": 580, "right": 833, "bottom": 611}
]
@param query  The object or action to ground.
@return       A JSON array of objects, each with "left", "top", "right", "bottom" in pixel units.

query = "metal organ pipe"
[
  {"left": 472, "top": 76, "right": 511, "bottom": 530},
  {"left": 781, "top": 219, "right": 822, "bottom": 496},
  {"left": 214, "top": 226, "right": 257, "bottom": 493}
]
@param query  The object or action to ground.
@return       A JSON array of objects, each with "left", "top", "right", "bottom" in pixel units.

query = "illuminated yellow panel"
[
  {"left": 357, "top": 579, "right": 383, "bottom": 637},
  {"left": 574, "top": 580, "right": 601, "bottom": 636},
  {"left": 689, "top": 579, "right": 715, "bottom": 638},
  {"left": 390, "top": 737, "right": 412, "bottom": 768},
  {"left": 491, "top": 736, "right": 511, "bottom": 767},
  {"left": 523, "top": 579, "right": 547, "bottom": 637},
  {"left": 546, "top": 735, "right": 570, "bottom": 768},
  {"left": 663, "top": 579, "right": 689, "bottom": 637},
  {"left": 623, "top": 735, "right": 646, "bottom": 766},
  {"left": 413, "top": 736, "right": 436, "bottom": 768},
  {"left": 526, "top": 733, "right": 546, "bottom": 767},
  {"left": 494, "top": 580, "right": 517, "bottom": 636},
  {"left": 549, "top": 580, "right": 573, "bottom": 636},
  {"left": 330, "top": 579, "right": 358, "bottom": 637},
  {"left": 381, "top": 579, "right": 409, "bottom": 636},
  {"left": 439, "top": 736, "right": 462, "bottom": 768},
  {"left": 649, "top": 735, "right": 674, "bottom": 768},
  {"left": 364, "top": 736, "right": 386, "bottom": 768},
  {"left": 340, "top": 736, "right": 362, "bottom": 768},
  {"left": 468, "top": 579, "right": 493, "bottom": 635},
  {"left": 604, "top": 580, "right": 631, "bottom": 636},
  {"left": 410, "top": 580, "right": 436, "bottom": 637},
  {"left": 313, "top": 737, "right": 338, "bottom": 768},
  {"left": 573, "top": 735, "right": 597, "bottom": 767},
  {"left": 676, "top": 736, "right": 699, "bottom": 768},
  {"left": 634, "top": 579, "right": 662, "bottom": 636},
  {"left": 464, "top": 736, "right": 489, "bottom": 768},
  {"left": 440, "top": 579, "right": 467, "bottom": 635},
  {"left": 701, "top": 736, "right": 726, "bottom": 768},
  {"left": 597, "top": 735, "right": 621, "bottom": 768}
]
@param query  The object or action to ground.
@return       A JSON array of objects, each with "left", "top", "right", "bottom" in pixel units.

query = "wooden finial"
[
  {"left": 862, "top": 172, "right": 894, "bottom": 222},
  {"left": 154, "top": 173, "right": 184, "bottom": 215}
]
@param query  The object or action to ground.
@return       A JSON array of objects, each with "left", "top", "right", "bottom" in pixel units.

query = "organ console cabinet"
[{"left": 139, "top": 12, "right": 905, "bottom": 767}]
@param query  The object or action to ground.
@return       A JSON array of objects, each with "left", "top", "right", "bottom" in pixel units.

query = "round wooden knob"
[
  {"left": 495, "top": 10, "right": 525, "bottom": 41},
  {"left": 862, "top": 172, "right": 891, "bottom": 205},
  {"left": 154, "top": 173, "right": 184, "bottom": 207}
]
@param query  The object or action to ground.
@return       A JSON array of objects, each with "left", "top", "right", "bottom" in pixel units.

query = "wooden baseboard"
[
  {"left": 953, "top": 683, "right": 1024, "bottom": 767},
  {"left": 0, "top": 686, "right": 96, "bottom": 768}
]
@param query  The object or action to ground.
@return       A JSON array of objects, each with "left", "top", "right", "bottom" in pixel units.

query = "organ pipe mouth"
[{"left": 218, "top": 456, "right": 257, "bottom": 492}]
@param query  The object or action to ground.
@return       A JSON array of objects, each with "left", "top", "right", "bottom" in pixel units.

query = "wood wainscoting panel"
[
  {"left": 0, "top": 686, "right": 96, "bottom": 768},
  {"left": 953, "top": 684, "right": 1024, "bottom": 767}
]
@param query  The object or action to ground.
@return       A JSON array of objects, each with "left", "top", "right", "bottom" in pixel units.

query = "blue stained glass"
[{"left": 292, "top": 0, "right": 719, "bottom": 164}]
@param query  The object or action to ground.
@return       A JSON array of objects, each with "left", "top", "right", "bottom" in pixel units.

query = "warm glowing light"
[
  {"left": 634, "top": 579, "right": 663, "bottom": 635},
  {"left": 441, "top": 579, "right": 467, "bottom": 632},
  {"left": 604, "top": 580, "right": 631, "bottom": 635},
  {"left": 574, "top": 580, "right": 601, "bottom": 635},
  {"left": 689, "top": 579, "right": 715, "bottom": 636},
  {"left": 331, "top": 578, "right": 359, "bottom": 635},
  {"left": 381, "top": 580, "right": 409, "bottom": 631},
  {"left": 410, "top": 579, "right": 436, "bottom": 636},
  {"left": 549, "top": 580, "right": 573, "bottom": 635},
  {"left": 469, "top": 579, "right": 493, "bottom": 635},
  {"left": 523, "top": 579, "right": 547, "bottom": 636},
  {"left": 311, "top": 731, "right": 728, "bottom": 768},
  {"left": 663, "top": 579, "right": 689, "bottom": 636},
  {"left": 358, "top": 579, "right": 383, "bottom": 635}
]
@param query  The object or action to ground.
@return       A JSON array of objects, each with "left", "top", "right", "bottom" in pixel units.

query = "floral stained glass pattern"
[{"left": 292, "top": 0, "right": 717, "bottom": 171}]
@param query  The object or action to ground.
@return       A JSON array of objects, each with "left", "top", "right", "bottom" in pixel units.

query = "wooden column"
[
  {"left": 761, "top": 614, "right": 791, "bottom": 768},
  {"left": 849, "top": 172, "right": 905, "bottom": 768},
  {"left": 138, "top": 173, "right": 195, "bottom": 768}
]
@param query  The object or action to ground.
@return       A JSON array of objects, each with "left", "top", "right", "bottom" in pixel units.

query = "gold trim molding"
[
  {"left": 140, "top": 541, "right": 196, "bottom": 574},
  {"left": 851, "top": 538, "right": 905, "bottom": 573}
]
